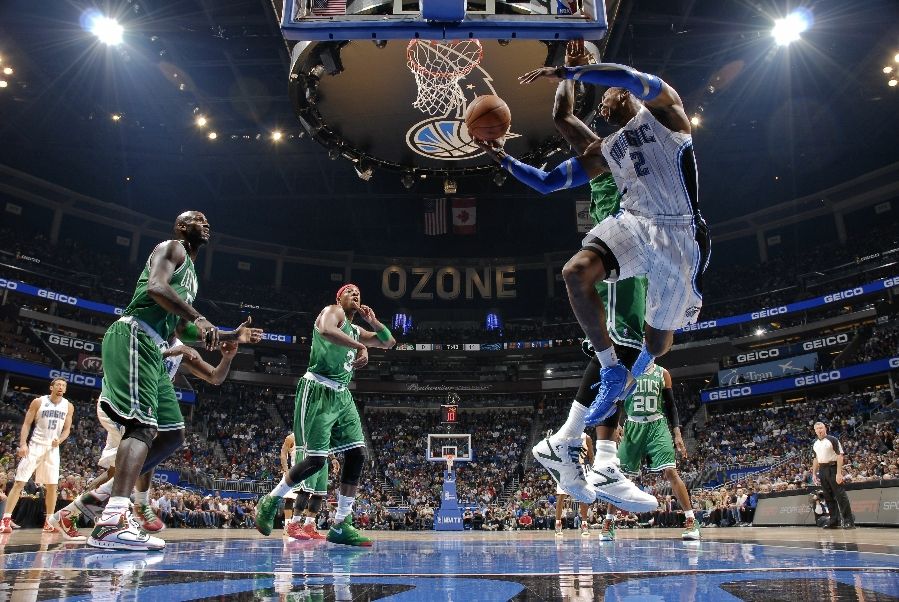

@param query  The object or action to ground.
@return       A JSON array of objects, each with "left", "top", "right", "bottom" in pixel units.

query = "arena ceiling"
[{"left": 0, "top": 0, "right": 897, "bottom": 258}]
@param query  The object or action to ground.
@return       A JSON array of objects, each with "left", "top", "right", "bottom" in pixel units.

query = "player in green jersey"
[
  {"left": 600, "top": 364, "right": 699, "bottom": 541},
  {"left": 256, "top": 284, "right": 395, "bottom": 546},
  {"left": 89, "top": 211, "right": 262, "bottom": 551},
  {"left": 476, "top": 42, "right": 655, "bottom": 513}
]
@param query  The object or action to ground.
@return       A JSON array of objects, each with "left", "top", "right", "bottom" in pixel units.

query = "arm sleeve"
[
  {"left": 662, "top": 388, "right": 680, "bottom": 428},
  {"left": 501, "top": 155, "right": 589, "bottom": 194},
  {"left": 562, "top": 64, "right": 663, "bottom": 101}
]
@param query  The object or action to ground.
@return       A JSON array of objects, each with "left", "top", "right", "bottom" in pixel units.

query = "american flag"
[
  {"left": 311, "top": 0, "right": 346, "bottom": 16},
  {"left": 424, "top": 198, "right": 447, "bottom": 236}
]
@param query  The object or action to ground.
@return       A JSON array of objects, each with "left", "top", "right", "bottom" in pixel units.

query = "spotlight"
[
  {"left": 271, "top": 130, "right": 283, "bottom": 141},
  {"left": 545, "top": 368, "right": 553, "bottom": 375},
  {"left": 493, "top": 169, "right": 506, "bottom": 186},
  {"left": 690, "top": 115, "right": 701, "bottom": 127},
  {"left": 772, "top": 9, "right": 812, "bottom": 46},
  {"left": 86, "top": 12, "right": 125, "bottom": 46},
  {"left": 354, "top": 161, "right": 374, "bottom": 181},
  {"left": 444, "top": 178, "right": 457, "bottom": 194},
  {"left": 0, "top": 81, "right": 7, "bottom": 88},
  {"left": 885, "top": 66, "right": 894, "bottom": 74},
  {"left": 2, "top": 67, "right": 12, "bottom": 76},
  {"left": 195, "top": 115, "right": 208, "bottom": 127},
  {"left": 754, "top": 327, "right": 766, "bottom": 336},
  {"left": 890, "top": 79, "right": 898, "bottom": 87},
  {"left": 895, "top": 53, "right": 899, "bottom": 63},
  {"left": 401, "top": 172, "right": 415, "bottom": 189},
  {"left": 207, "top": 131, "right": 218, "bottom": 140},
  {"left": 111, "top": 113, "right": 122, "bottom": 121}
]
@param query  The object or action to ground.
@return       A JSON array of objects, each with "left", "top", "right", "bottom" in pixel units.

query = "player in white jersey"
[
  {"left": 46, "top": 338, "right": 244, "bottom": 541},
  {"left": 1, "top": 378, "right": 74, "bottom": 534},
  {"left": 481, "top": 49, "right": 710, "bottom": 501}
]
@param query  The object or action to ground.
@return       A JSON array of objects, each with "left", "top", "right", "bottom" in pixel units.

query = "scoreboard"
[{"left": 441, "top": 403, "right": 458, "bottom": 424}]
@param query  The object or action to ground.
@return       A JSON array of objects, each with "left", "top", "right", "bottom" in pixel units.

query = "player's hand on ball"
[
  {"left": 352, "top": 346, "right": 369, "bottom": 369},
  {"left": 519, "top": 66, "right": 563, "bottom": 84},
  {"left": 473, "top": 138, "right": 506, "bottom": 163},
  {"left": 17, "top": 445, "right": 28, "bottom": 458}
]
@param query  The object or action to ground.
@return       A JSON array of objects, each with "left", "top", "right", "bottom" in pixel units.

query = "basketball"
[{"left": 464, "top": 94, "right": 511, "bottom": 141}]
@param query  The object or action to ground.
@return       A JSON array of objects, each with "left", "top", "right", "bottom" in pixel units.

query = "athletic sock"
[
  {"left": 334, "top": 494, "right": 354, "bottom": 523},
  {"left": 133, "top": 490, "right": 149, "bottom": 505},
  {"left": 96, "top": 479, "right": 114, "bottom": 497},
  {"left": 2, "top": 513, "right": 10, "bottom": 519},
  {"left": 97, "top": 496, "right": 130, "bottom": 524},
  {"left": 593, "top": 440, "right": 618, "bottom": 466},
  {"left": 595, "top": 345, "right": 618, "bottom": 369},
  {"left": 684, "top": 510, "right": 695, "bottom": 520},
  {"left": 557, "top": 402, "right": 588, "bottom": 439},
  {"left": 290, "top": 515, "right": 303, "bottom": 524},
  {"left": 631, "top": 347, "right": 655, "bottom": 379},
  {"left": 271, "top": 479, "right": 292, "bottom": 498},
  {"left": 304, "top": 516, "right": 316, "bottom": 526}
]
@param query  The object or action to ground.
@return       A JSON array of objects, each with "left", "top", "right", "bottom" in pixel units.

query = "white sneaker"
[
  {"left": 87, "top": 511, "right": 165, "bottom": 551},
  {"left": 587, "top": 463, "right": 658, "bottom": 513},
  {"left": 532, "top": 435, "right": 595, "bottom": 503}
]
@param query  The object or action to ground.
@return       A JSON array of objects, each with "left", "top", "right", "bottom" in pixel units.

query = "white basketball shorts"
[
  {"left": 583, "top": 209, "right": 711, "bottom": 331},
  {"left": 15, "top": 443, "right": 60, "bottom": 486},
  {"left": 98, "top": 401, "right": 125, "bottom": 469}
]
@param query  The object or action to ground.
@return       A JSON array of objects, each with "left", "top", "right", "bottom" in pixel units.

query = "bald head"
[{"left": 173, "top": 211, "right": 210, "bottom": 247}]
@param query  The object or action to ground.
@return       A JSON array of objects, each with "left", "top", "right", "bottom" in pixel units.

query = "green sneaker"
[
  {"left": 326, "top": 515, "right": 372, "bottom": 547},
  {"left": 682, "top": 517, "right": 701, "bottom": 540},
  {"left": 255, "top": 495, "right": 280, "bottom": 536},
  {"left": 600, "top": 517, "right": 616, "bottom": 541}
]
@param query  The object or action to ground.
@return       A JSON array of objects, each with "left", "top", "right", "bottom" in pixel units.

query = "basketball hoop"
[
  {"left": 406, "top": 39, "right": 483, "bottom": 116},
  {"left": 445, "top": 454, "right": 456, "bottom": 472}
]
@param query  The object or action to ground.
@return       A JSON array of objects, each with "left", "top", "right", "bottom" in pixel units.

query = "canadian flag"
[{"left": 452, "top": 198, "right": 477, "bottom": 235}]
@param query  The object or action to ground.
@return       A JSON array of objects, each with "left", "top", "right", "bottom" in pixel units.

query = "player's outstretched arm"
[
  {"left": 356, "top": 304, "right": 396, "bottom": 350},
  {"left": 552, "top": 39, "right": 603, "bottom": 161},
  {"left": 177, "top": 340, "right": 240, "bottom": 385},
  {"left": 474, "top": 139, "right": 591, "bottom": 194}
]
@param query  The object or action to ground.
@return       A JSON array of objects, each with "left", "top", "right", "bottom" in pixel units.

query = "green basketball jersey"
[
  {"left": 307, "top": 315, "right": 359, "bottom": 386},
  {"left": 623, "top": 364, "right": 665, "bottom": 418},
  {"left": 123, "top": 241, "right": 198, "bottom": 341},
  {"left": 589, "top": 172, "right": 622, "bottom": 224}
]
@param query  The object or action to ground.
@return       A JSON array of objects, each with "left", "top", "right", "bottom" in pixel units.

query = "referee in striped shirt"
[{"left": 811, "top": 422, "right": 855, "bottom": 529}]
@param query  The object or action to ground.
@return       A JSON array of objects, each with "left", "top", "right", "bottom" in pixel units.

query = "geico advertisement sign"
[
  {"left": 802, "top": 333, "right": 849, "bottom": 351},
  {"left": 48, "top": 370, "right": 97, "bottom": 387},
  {"left": 795, "top": 371, "right": 841, "bottom": 386},
  {"left": 736, "top": 349, "right": 779, "bottom": 363},
  {"left": 47, "top": 334, "right": 97, "bottom": 352},
  {"left": 708, "top": 386, "right": 753, "bottom": 400}
]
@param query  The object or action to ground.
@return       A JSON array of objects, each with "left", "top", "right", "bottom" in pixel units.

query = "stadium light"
[
  {"left": 271, "top": 130, "right": 283, "bottom": 142},
  {"left": 690, "top": 115, "right": 701, "bottom": 127},
  {"left": 195, "top": 115, "right": 208, "bottom": 127},
  {"left": 207, "top": 131, "right": 218, "bottom": 140},
  {"left": 2, "top": 67, "right": 12, "bottom": 76},
  {"left": 889, "top": 79, "right": 898, "bottom": 87},
  {"left": 885, "top": 66, "right": 894, "bottom": 74},
  {"left": 86, "top": 12, "right": 125, "bottom": 46},
  {"left": 0, "top": 80, "right": 7, "bottom": 89},
  {"left": 111, "top": 113, "right": 122, "bottom": 121},
  {"left": 895, "top": 53, "right": 899, "bottom": 63},
  {"left": 754, "top": 327, "right": 766, "bottom": 336},
  {"left": 772, "top": 9, "right": 812, "bottom": 46}
]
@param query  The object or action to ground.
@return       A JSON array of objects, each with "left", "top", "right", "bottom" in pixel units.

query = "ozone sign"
[{"left": 382, "top": 265, "right": 516, "bottom": 301}]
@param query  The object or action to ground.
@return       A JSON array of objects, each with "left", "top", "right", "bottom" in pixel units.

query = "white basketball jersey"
[
  {"left": 30, "top": 395, "right": 71, "bottom": 446},
  {"left": 601, "top": 106, "right": 699, "bottom": 218},
  {"left": 162, "top": 337, "right": 185, "bottom": 381}
]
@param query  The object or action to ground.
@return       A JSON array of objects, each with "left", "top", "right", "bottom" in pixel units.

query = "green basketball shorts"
[
  {"left": 293, "top": 374, "right": 365, "bottom": 459},
  {"left": 617, "top": 416, "right": 676, "bottom": 474},
  {"left": 596, "top": 276, "right": 647, "bottom": 349}
]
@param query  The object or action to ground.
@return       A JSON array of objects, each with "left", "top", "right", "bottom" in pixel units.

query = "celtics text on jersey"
[{"left": 624, "top": 364, "right": 665, "bottom": 417}]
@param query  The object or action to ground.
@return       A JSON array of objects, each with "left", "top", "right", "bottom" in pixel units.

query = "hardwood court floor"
[{"left": 1, "top": 526, "right": 897, "bottom": 600}]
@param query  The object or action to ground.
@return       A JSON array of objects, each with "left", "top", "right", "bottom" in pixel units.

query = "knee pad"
[
  {"left": 341, "top": 447, "right": 366, "bottom": 486},
  {"left": 123, "top": 424, "right": 157, "bottom": 447}
]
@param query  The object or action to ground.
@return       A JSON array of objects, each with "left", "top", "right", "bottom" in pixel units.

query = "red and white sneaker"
[
  {"left": 48, "top": 510, "right": 87, "bottom": 542},
  {"left": 286, "top": 521, "right": 311, "bottom": 540},
  {"left": 134, "top": 504, "right": 166, "bottom": 533},
  {"left": 0, "top": 517, "right": 12, "bottom": 534},
  {"left": 88, "top": 511, "right": 165, "bottom": 551},
  {"left": 301, "top": 522, "right": 325, "bottom": 540},
  {"left": 42, "top": 521, "right": 57, "bottom": 533}
]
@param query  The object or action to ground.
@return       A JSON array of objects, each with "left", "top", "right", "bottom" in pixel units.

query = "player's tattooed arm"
[{"left": 552, "top": 39, "right": 602, "bottom": 160}]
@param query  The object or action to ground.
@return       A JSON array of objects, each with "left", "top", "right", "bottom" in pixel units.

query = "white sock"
[
  {"left": 96, "top": 479, "right": 114, "bottom": 497},
  {"left": 104, "top": 496, "right": 130, "bottom": 515},
  {"left": 3, "top": 513, "right": 10, "bottom": 519},
  {"left": 595, "top": 345, "right": 618, "bottom": 368},
  {"left": 290, "top": 515, "right": 303, "bottom": 524},
  {"left": 271, "top": 479, "right": 292, "bottom": 498},
  {"left": 606, "top": 513, "right": 615, "bottom": 520},
  {"left": 133, "top": 490, "right": 149, "bottom": 505},
  {"left": 557, "top": 401, "right": 588, "bottom": 439},
  {"left": 684, "top": 510, "right": 695, "bottom": 519},
  {"left": 593, "top": 440, "right": 618, "bottom": 466},
  {"left": 334, "top": 494, "right": 354, "bottom": 523},
  {"left": 304, "top": 516, "right": 315, "bottom": 526}
]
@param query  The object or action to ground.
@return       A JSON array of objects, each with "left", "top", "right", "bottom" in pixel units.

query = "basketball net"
[
  {"left": 406, "top": 39, "right": 483, "bottom": 116},
  {"left": 445, "top": 454, "right": 456, "bottom": 472}
]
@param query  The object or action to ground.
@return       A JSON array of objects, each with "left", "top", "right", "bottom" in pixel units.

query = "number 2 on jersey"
[
  {"left": 632, "top": 395, "right": 658, "bottom": 414},
  {"left": 630, "top": 151, "right": 650, "bottom": 177}
]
